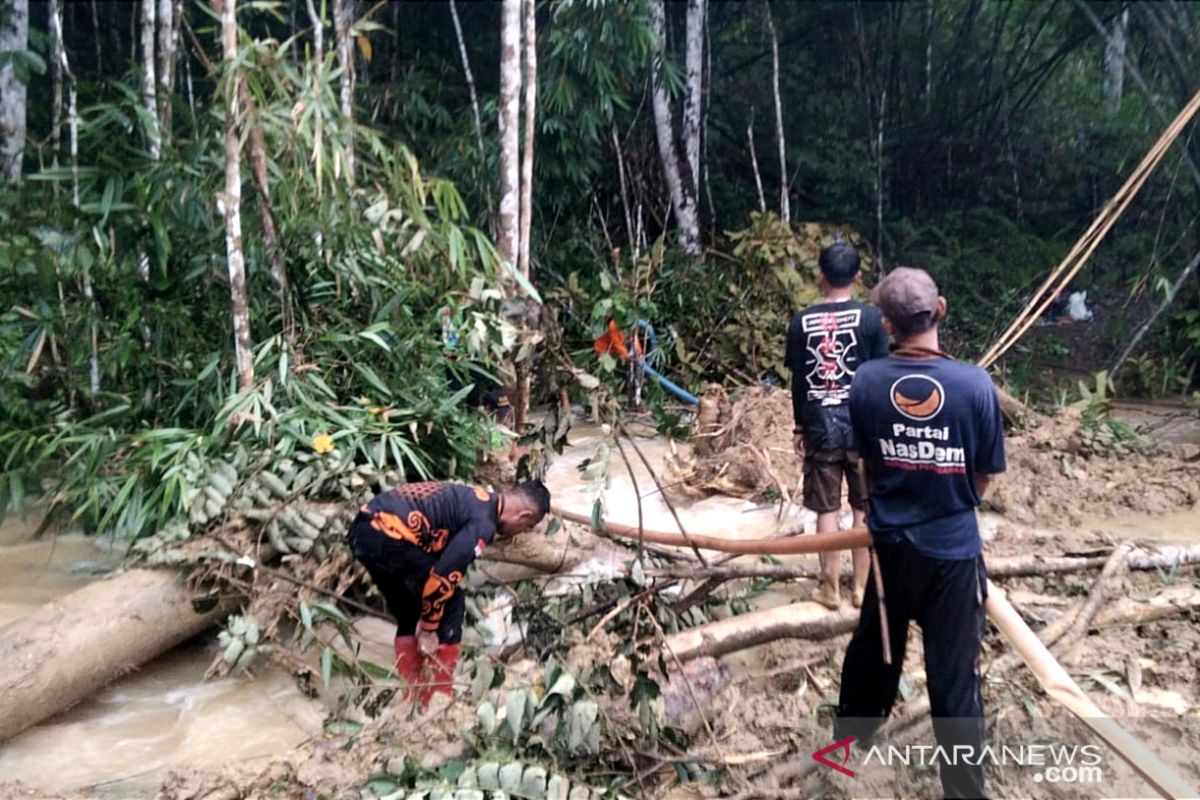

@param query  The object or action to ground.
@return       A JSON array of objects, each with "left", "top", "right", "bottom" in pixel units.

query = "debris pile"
[{"left": 670, "top": 384, "right": 800, "bottom": 501}]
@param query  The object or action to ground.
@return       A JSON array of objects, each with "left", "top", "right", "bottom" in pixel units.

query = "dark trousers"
[
  {"left": 835, "top": 542, "right": 988, "bottom": 800},
  {"left": 348, "top": 514, "right": 466, "bottom": 644}
]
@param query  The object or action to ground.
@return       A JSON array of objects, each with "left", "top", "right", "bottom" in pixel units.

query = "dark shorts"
[
  {"left": 348, "top": 513, "right": 466, "bottom": 644},
  {"left": 802, "top": 448, "right": 866, "bottom": 513}
]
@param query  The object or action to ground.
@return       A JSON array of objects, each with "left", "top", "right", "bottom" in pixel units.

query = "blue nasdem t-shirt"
[{"left": 849, "top": 356, "right": 1006, "bottom": 560}]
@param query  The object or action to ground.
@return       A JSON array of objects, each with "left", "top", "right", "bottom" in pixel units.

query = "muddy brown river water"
[{"left": 0, "top": 519, "right": 324, "bottom": 797}]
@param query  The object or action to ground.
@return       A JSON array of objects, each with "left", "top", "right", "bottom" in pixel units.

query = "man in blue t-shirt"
[{"left": 834, "top": 267, "right": 1005, "bottom": 800}]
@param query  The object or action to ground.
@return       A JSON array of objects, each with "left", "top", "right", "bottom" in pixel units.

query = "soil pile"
[
  {"left": 676, "top": 384, "right": 1200, "bottom": 528},
  {"left": 986, "top": 405, "right": 1200, "bottom": 527},
  {"left": 672, "top": 384, "right": 801, "bottom": 501}
]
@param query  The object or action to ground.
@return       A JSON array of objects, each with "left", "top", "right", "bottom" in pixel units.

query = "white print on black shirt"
[
  {"left": 802, "top": 309, "right": 862, "bottom": 405},
  {"left": 879, "top": 375, "right": 966, "bottom": 474}
]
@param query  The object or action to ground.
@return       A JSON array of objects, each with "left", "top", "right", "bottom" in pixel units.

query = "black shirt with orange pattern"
[{"left": 351, "top": 482, "right": 502, "bottom": 633}]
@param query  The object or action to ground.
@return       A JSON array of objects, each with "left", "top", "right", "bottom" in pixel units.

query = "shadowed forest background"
[{"left": 1, "top": 0, "right": 1198, "bottom": 535}]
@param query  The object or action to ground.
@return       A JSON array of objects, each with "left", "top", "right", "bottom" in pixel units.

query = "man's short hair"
[
  {"left": 819, "top": 242, "right": 861, "bottom": 288},
  {"left": 512, "top": 479, "right": 551, "bottom": 518}
]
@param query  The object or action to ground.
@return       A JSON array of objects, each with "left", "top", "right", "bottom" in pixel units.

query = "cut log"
[
  {"left": 1095, "top": 585, "right": 1200, "bottom": 627},
  {"left": 0, "top": 568, "right": 236, "bottom": 742},
  {"left": 663, "top": 601, "right": 859, "bottom": 662}
]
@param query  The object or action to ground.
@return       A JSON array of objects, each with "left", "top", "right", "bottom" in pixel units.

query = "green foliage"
[
  {"left": 719, "top": 214, "right": 869, "bottom": 377},
  {"left": 1072, "top": 370, "right": 1115, "bottom": 421},
  {"left": 0, "top": 24, "right": 514, "bottom": 540}
]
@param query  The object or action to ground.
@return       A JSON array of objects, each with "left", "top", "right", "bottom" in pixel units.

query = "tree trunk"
[
  {"left": 332, "top": 0, "right": 356, "bottom": 182},
  {"left": 156, "top": 0, "right": 178, "bottom": 138},
  {"left": 497, "top": 0, "right": 522, "bottom": 272},
  {"left": 49, "top": 0, "right": 64, "bottom": 199},
  {"left": 664, "top": 602, "right": 860, "bottom": 662},
  {"left": 0, "top": 569, "right": 237, "bottom": 743},
  {"left": 512, "top": 0, "right": 537, "bottom": 432},
  {"left": 1103, "top": 7, "right": 1129, "bottom": 114},
  {"left": 747, "top": 112, "right": 766, "bottom": 212},
  {"left": 766, "top": 2, "right": 788, "bottom": 224},
  {"left": 216, "top": 0, "right": 254, "bottom": 391},
  {"left": 244, "top": 89, "right": 295, "bottom": 350},
  {"left": 0, "top": 0, "right": 29, "bottom": 184},
  {"left": 987, "top": 585, "right": 1197, "bottom": 800},
  {"left": 305, "top": 0, "right": 324, "bottom": 63},
  {"left": 648, "top": 0, "right": 700, "bottom": 256},
  {"left": 140, "top": 0, "right": 160, "bottom": 158},
  {"left": 518, "top": 0, "right": 536, "bottom": 279},
  {"left": 682, "top": 0, "right": 705, "bottom": 202},
  {"left": 91, "top": 0, "right": 103, "bottom": 75},
  {"left": 449, "top": 0, "right": 485, "bottom": 160}
]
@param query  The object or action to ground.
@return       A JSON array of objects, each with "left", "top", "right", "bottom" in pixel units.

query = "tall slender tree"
[
  {"left": 648, "top": 0, "right": 701, "bottom": 255},
  {"left": 305, "top": 0, "right": 324, "bottom": 63},
  {"left": 333, "top": 0, "right": 356, "bottom": 182},
  {"left": 518, "top": 0, "right": 536, "bottom": 278},
  {"left": 514, "top": 0, "right": 538, "bottom": 431},
  {"left": 449, "top": 0, "right": 485, "bottom": 160},
  {"left": 682, "top": 0, "right": 705, "bottom": 202},
  {"left": 0, "top": 0, "right": 29, "bottom": 184},
  {"left": 156, "top": 0, "right": 179, "bottom": 137},
  {"left": 49, "top": 0, "right": 63, "bottom": 197},
  {"left": 496, "top": 0, "right": 522, "bottom": 271},
  {"left": 766, "top": 3, "right": 789, "bottom": 223},
  {"left": 215, "top": 0, "right": 254, "bottom": 390},
  {"left": 140, "top": 0, "right": 160, "bottom": 158},
  {"left": 1103, "top": 6, "right": 1129, "bottom": 114}
]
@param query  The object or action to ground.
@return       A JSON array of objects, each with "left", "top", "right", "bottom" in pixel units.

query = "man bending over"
[{"left": 348, "top": 480, "right": 550, "bottom": 707}]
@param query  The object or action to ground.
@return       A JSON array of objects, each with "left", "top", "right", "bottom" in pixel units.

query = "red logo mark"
[{"left": 812, "top": 736, "right": 856, "bottom": 777}]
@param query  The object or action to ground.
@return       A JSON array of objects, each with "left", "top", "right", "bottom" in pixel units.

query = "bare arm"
[{"left": 974, "top": 473, "right": 992, "bottom": 497}]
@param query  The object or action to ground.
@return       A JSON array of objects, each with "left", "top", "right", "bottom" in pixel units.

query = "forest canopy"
[{"left": 1, "top": 0, "right": 1199, "bottom": 537}]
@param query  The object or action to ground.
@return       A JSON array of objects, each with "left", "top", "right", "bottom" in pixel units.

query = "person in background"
[
  {"left": 347, "top": 480, "right": 550, "bottom": 708},
  {"left": 785, "top": 240, "right": 889, "bottom": 609},
  {"left": 835, "top": 267, "right": 1006, "bottom": 799}
]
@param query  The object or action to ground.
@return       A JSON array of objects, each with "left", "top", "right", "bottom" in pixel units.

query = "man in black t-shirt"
[
  {"left": 785, "top": 242, "right": 889, "bottom": 609},
  {"left": 348, "top": 480, "right": 549, "bottom": 708}
]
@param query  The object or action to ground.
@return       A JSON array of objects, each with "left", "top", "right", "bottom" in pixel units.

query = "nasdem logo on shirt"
[{"left": 889, "top": 375, "right": 945, "bottom": 421}]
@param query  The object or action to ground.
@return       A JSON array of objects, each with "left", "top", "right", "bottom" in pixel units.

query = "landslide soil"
[{"left": 677, "top": 385, "right": 1200, "bottom": 528}]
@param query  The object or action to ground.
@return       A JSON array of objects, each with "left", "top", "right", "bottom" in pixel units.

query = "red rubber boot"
[
  {"left": 393, "top": 636, "right": 422, "bottom": 702},
  {"left": 418, "top": 643, "right": 460, "bottom": 708}
]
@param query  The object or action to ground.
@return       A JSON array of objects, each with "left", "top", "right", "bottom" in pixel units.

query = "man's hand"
[
  {"left": 793, "top": 433, "right": 806, "bottom": 457},
  {"left": 417, "top": 629, "right": 439, "bottom": 658}
]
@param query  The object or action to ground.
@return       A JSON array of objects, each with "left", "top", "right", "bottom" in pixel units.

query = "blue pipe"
[{"left": 631, "top": 320, "right": 699, "bottom": 405}]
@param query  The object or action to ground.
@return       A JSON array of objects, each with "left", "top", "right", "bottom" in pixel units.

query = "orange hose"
[{"left": 553, "top": 507, "right": 870, "bottom": 555}]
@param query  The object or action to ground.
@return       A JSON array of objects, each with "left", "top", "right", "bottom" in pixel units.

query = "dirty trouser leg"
[
  {"left": 834, "top": 544, "right": 912, "bottom": 743},
  {"left": 920, "top": 555, "right": 988, "bottom": 800}
]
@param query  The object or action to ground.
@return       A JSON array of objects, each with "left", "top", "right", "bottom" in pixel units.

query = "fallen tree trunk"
[
  {"left": 0, "top": 568, "right": 236, "bottom": 743},
  {"left": 663, "top": 601, "right": 860, "bottom": 662},
  {"left": 988, "top": 543, "right": 1200, "bottom": 577},
  {"left": 647, "top": 543, "right": 1200, "bottom": 583}
]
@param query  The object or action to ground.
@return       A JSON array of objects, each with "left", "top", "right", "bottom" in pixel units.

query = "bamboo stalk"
[{"left": 986, "top": 583, "right": 1197, "bottom": 799}]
